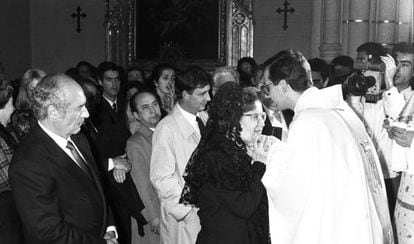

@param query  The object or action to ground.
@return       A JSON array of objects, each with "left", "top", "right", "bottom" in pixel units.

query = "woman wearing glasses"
[{"left": 180, "top": 82, "right": 274, "bottom": 244}]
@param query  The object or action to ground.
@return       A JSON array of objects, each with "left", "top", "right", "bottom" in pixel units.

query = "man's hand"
[
  {"left": 113, "top": 169, "right": 127, "bottom": 183},
  {"left": 389, "top": 126, "right": 414, "bottom": 147},
  {"left": 380, "top": 54, "right": 397, "bottom": 90},
  {"left": 149, "top": 217, "right": 160, "bottom": 235},
  {"left": 247, "top": 135, "right": 277, "bottom": 163},
  {"left": 383, "top": 119, "right": 393, "bottom": 139},
  {"left": 106, "top": 239, "right": 118, "bottom": 244},
  {"left": 113, "top": 155, "right": 131, "bottom": 172},
  {"left": 104, "top": 231, "right": 118, "bottom": 244}
]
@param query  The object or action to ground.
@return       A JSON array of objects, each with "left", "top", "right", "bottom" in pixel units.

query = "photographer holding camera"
[
  {"left": 380, "top": 42, "right": 414, "bottom": 244},
  {"left": 349, "top": 42, "right": 414, "bottom": 243}
]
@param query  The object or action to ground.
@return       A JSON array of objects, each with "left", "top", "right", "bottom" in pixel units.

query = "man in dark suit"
[
  {"left": 95, "top": 62, "right": 145, "bottom": 244},
  {"left": 9, "top": 74, "right": 117, "bottom": 243}
]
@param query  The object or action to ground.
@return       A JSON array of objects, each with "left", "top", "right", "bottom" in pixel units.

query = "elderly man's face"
[
  {"left": 57, "top": 82, "right": 89, "bottom": 138},
  {"left": 133, "top": 92, "right": 161, "bottom": 129}
]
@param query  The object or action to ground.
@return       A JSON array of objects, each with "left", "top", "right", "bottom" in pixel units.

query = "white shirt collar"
[
  {"left": 38, "top": 121, "right": 69, "bottom": 149},
  {"left": 103, "top": 95, "right": 117, "bottom": 107},
  {"left": 38, "top": 121, "right": 86, "bottom": 164},
  {"left": 401, "top": 86, "right": 414, "bottom": 101},
  {"left": 177, "top": 103, "right": 199, "bottom": 132}
]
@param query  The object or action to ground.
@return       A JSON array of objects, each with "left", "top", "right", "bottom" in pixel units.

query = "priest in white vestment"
[{"left": 261, "top": 49, "right": 393, "bottom": 244}]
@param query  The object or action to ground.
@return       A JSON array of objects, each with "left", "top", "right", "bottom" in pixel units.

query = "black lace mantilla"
[{"left": 180, "top": 132, "right": 265, "bottom": 207}]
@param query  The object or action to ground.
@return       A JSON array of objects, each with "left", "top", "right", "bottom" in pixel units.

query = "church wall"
[
  {"left": 0, "top": 0, "right": 31, "bottom": 80},
  {"left": 30, "top": 0, "right": 105, "bottom": 74},
  {"left": 253, "top": 0, "right": 313, "bottom": 64}
]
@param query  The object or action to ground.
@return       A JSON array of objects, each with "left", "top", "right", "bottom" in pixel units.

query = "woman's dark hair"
[
  {"left": 143, "top": 63, "right": 176, "bottom": 96},
  {"left": 0, "top": 80, "right": 13, "bottom": 109},
  {"left": 205, "top": 82, "right": 259, "bottom": 150},
  {"left": 150, "top": 63, "right": 176, "bottom": 83},
  {"left": 180, "top": 82, "right": 260, "bottom": 206}
]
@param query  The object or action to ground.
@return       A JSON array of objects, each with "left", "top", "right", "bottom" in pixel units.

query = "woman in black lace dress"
[{"left": 180, "top": 82, "right": 274, "bottom": 244}]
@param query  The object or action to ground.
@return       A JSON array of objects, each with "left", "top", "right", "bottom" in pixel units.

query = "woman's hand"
[{"left": 149, "top": 217, "right": 160, "bottom": 235}]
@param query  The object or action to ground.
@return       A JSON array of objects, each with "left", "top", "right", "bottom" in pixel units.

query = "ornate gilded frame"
[{"left": 104, "top": 0, "right": 254, "bottom": 70}]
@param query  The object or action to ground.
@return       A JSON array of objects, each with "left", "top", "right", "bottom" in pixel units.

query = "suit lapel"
[
  {"left": 32, "top": 125, "right": 108, "bottom": 235},
  {"left": 136, "top": 123, "right": 153, "bottom": 144},
  {"left": 171, "top": 104, "right": 200, "bottom": 142},
  {"left": 32, "top": 127, "right": 91, "bottom": 186},
  {"left": 71, "top": 133, "right": 108, "bottom": 235}
]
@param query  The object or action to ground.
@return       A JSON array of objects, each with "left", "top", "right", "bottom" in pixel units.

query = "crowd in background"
[{"left": 0, "top": 41, "right": 414, "bottom": 244}]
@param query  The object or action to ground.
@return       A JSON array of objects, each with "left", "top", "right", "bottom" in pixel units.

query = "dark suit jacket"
[
  {"left": 95, "top": 97, "right": 130, "bottom": 160},
  {"left": 262, "top": 108, "right": 294, "bottom": 139},
  {"left": 9, "top": 125, "right": 110, "bottom": 244},
  {"left": 93, "top": 97, "right": 146, "bottom": 243}
]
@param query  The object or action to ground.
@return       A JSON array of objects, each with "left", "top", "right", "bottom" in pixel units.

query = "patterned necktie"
[
  {"left": 196, "top": 116, "right": 205, "bottom": 135},
  {"left": 112, "top": 102, "right": 118, "bottom": 113},
  {"left": 66, "top": 140, "right": 93, "bottom": 179}
]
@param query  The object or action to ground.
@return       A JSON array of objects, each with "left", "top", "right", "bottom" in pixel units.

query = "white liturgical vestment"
[{"left": 263, "top": 85, "right": 393, "bottom": 244}]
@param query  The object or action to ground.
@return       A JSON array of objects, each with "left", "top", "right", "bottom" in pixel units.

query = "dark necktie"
[
  {"left": 112, "top": 102, "right": 118, "bottom": 113},
  {"left": 66, "top": 140, "right": 93, "bottom": 179},
  {"left": 196, "top": 116, "right": 205, "bottom": 135}
]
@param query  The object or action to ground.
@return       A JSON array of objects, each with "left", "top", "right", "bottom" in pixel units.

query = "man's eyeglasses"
[
  {"left": 260, "top": 82, "right": 272, "bottom": 95},
  {"left": 242, "top": 112, "right": 267, "bottom": 122}
]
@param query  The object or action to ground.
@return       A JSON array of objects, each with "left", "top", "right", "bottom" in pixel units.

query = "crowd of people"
[{"left": 0, "top": 42, "right": 414, "bottom": 244}]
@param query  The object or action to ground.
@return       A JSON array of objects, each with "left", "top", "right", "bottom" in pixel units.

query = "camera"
[{"left": 343, "top": 57, "right": 385, "bottom": 103}]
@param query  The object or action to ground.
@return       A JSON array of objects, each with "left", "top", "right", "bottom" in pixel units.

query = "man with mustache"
[
  {"left": 127, "top": 90, "right": 163, "bottom": 244},
  {"left": 150, "top": 66, "right": 210, "bottom": 244}
]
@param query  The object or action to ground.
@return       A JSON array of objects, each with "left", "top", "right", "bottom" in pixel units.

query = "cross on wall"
[
  {"left": 71, "top": 6, "right": 87, "bottom": 33},
  {"left": 276, "top": 0, "right": 295, "bottom": 30}
]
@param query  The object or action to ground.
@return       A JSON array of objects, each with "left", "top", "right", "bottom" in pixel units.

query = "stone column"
[
  {"left": 310, "top": 0, "right": 322, "bottom": 58},
  {"left": 319, "top": 0, "right": 342, "bottom": 62},
  {"left": 345, "top": 0, "right": 371, "bottom": 55},
  {"left": 396, "top": 0, "right": 412, "bottom": 43},
  {"left": 376, "top": 0, "right": 397, "bottom": 46}
]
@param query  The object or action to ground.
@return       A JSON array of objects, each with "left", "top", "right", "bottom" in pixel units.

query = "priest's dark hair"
[
  {"left": 175, "top": 66, "right": 211, "bottom": 100},
  {"left": 263, "top": 49, "right": 311, "bottom": 92}
]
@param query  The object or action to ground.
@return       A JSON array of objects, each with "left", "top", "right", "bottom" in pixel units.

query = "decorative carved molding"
[
  {"left": 230, "top": 0, "right": 254, "bottom": 66},
  {"left": 104, "top": 0, "right": 254, "bottom": 70}
]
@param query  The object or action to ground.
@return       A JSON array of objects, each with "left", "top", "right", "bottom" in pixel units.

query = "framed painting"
[{"left": 104, "top": 0, "right": 254, "bottom": 70}]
